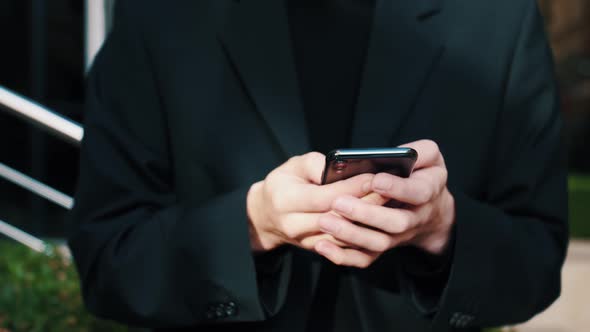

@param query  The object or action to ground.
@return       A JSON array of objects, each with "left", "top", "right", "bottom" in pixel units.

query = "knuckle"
[
  {"left": 304, "top": 152, "right": 324, "bottom": 168},
  {"left": 397, "top": 181, "right": 411, "bottom": 199},
  {"left": 306, "top": 151, "right": 324, "bottom": 160},
  {"left": 357, "top": 173, "right": 375, "bottom": 184},
  {"left": 440, "top": 167, "right": 449, "bottom": 186},
  {"left": 395, "top": 215, "right": 411, "bottom": 233},
  {"left": 334, "top": 222, "right": 349, "bottom": 238},
  {"left": 288, "top": 155, "right": 302, "bottom": 165},
  {"left": 420, "top": 186, "right": 434, "bottom": 203},
  {"left": 413, "top": 181, "right": 432, "bottom": 203},
  {"left": 282, "top": 224, "right": 298, "bottom": 240},
  {"left": 347, "top": 204, "right": 359, "bottom": 219},
  {"left": 424, "top": 139, "right": 440, "bottom": 152},
  {"left": 270, "top": 193, "right": 289, "bottom": 212}
]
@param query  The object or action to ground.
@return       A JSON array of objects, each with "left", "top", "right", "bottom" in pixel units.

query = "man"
[{"left": 68, "top": 0, "right": 568, "bottom": 331}]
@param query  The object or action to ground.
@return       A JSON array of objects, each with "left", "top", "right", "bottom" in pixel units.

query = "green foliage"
[
  {"left": 0, "top": 241, "right": 127, "bottom": 332},
  {"left": 569, "top": 174, "right": 590, "bottom": 238}
]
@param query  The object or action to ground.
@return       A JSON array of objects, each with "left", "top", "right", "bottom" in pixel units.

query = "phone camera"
[{"left": 334, "top": 160, "right": 348, "bottom": 173}]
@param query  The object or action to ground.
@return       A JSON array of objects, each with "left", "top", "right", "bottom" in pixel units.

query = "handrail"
[
  {"left": 0, "top": 85, "right": 83, "bottom": 145},
  {"left": 0, "top": 163, "right": 74, "bottom": 210},
  {"left": 0, "top": 84, "right": 81, "bottom": 252},
  {"left": 0, "top": 219, "right": 50, "bottom": 254}
]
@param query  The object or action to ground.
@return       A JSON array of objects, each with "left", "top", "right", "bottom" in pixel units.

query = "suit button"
[
  {"left": 215, "top": 303, "right": 228, "bottom": 317},
  {"left": 450, "top": 312, "right": 465, "bottom": 327},
  {"left": 450, "top": 312, "right": 475, "bottom": 328},
  {"left": 449, "top": 312, "right": 460, "bottom": 326},
  {"left": 226, "top": 306, "right": 237, "bottom": 317}
]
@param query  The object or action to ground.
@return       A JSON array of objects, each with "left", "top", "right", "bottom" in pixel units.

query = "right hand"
[{"left": 247, "top": 152, "right": 387, "bottom": 253}]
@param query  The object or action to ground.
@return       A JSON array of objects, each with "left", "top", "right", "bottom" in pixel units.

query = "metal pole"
[
  {"left": 0, "top": 162, "right": 74, "bottom": 210},
  {"left": 0, "top": 218, "right": 50, "bottom": 254},
  {"left": 0, "top": 86, "right": 84, "bottom": 145}
]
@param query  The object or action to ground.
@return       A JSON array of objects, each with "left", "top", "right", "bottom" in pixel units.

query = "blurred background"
[{"left": 0, "top": 1, "right": 588, "bottom": 331}]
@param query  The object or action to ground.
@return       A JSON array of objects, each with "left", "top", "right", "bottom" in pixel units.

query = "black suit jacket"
[{"left": 68, "top": 0, "right": 568, "bottom": 331}]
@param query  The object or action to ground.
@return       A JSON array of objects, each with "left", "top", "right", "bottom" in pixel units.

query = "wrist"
[{"left": 416, "top": 189, "right": 456, "bottom": 255}]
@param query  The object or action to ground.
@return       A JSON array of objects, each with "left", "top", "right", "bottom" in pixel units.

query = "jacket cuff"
[
  {"left": 253, "top": 245, "right": 293, "bottom": 316},
  {"left": 398, "top": 225, "right": 456, "bottom": 316}
]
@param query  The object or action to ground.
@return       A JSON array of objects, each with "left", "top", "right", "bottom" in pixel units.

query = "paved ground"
[{"left": 513, "top": 240, "right": 590, "bottom": 332}]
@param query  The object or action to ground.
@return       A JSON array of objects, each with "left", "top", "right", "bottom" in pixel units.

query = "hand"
[
  {"left": 314, "top": 140, "right": 456, "bottom": 268},
  {"left": 247, "top": 152, "right": 377, "bottom": 253}
]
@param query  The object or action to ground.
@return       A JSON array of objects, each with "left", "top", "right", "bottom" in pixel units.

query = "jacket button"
[
  {"left": 450, "top": 312, "right": 464, "bottom": 327},
  {"left": 226, "top": 306, "right": 237, "bottom": 317},
  {"left": 450, "top": 312, "right": 475, "bottom": 328},
  {"left": 215, "top": 304, "right": 228, "bottom": 318}
]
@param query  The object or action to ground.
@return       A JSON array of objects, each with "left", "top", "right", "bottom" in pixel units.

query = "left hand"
[{"left": 315, "top": 140, "right": 456, "bottom": 268}]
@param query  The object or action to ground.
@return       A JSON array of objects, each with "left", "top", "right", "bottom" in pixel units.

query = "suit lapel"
[
  {"left": 219, "top": 0, "right": 310, "bottom": 158},
  {"left": 351, "top": 0, "right": 445, "bottom": 147}
]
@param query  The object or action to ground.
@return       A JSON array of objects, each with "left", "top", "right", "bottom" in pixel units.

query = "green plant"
[{"left": 0, "top": 240, "right": 127, "bottom": 332}]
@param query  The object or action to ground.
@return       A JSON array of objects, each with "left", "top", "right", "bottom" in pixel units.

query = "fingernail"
[
  {"left": 333, "top": 197, "right": 353, "bottom": 215},
  {"left": 319, "top": 217, "right": 341, "bottom": 235},
  {"left": 373, "top": 175, "right": 392, "bottom": 192}
]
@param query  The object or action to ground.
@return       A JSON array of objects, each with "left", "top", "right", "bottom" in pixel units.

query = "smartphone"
[{"left": 321, "top": 148, "right": 418, "bottom": 185}]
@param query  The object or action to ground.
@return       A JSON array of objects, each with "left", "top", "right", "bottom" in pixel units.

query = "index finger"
[
  {"left": 399, "top": 139, "right": 445, "bottom": 169},
  {"left": 371, "top": 166, "right": 447, "bottom": 205},
  {"left": 286, "top": 173, "right": 374, "bottom": 212},
  {"left": 280, "top": 152, "right": 326, "bottom": 185}
]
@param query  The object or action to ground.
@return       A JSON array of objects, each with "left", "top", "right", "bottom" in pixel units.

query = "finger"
[
  {"left": 282, "top": 152, "right": 326, "bottom": 185},
  {"left": 279, "top": 212, "right": 326, "bottom": 240},
  {"left": 370, "top": 166, "right": 447, "bottom": 205},
  {"left": 279, "top": 211, "right": 370, "bottom": 246},
  {"left": 398, "top": 139, "right": 445, "bottom": 169},
  {"left": 315, "top": 240, "right": 378, "bottom": 269},
  {"left": 299, "top": 233, "right": 352, "bottom": 251},
  {"left": 318, "top": 214, "right": 394, "bottom": 252},
  {"left": 286, "top": 173, "right": 374, "bottom": 212},
  {"left": 360, "top": 191, "right": 389, "bottom": 206},
  {"left": 279, "top": 212, "right": 355, "bottom": 249},
  {"left": 330, "top": 196, "right": 417, "bottom": 234},
  {"left": 384, "top": 226, "right": 419, "bottom": 249}
]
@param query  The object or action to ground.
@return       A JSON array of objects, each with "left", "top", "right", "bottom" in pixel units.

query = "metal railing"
[
  {"left": 0, "top": 0, "right": 113, "bottom": 254},
  {"left": 0, "top": 86, "right": 83, "bottom": 145},
  {"left": 0, "top": 85, "right": 83, "bottom": 254}
]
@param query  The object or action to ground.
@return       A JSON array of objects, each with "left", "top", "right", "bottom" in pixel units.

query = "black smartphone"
[{"left": 321, "top": 148, "right": 418, "bottom": 185}]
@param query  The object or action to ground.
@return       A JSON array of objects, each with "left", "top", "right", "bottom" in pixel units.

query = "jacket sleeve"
[
  {"left": 427, "top": 1, "right": 568, "bottom": 329},
  {"left": 67, "top": 1, "right": 291, "bottom": 328}
]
